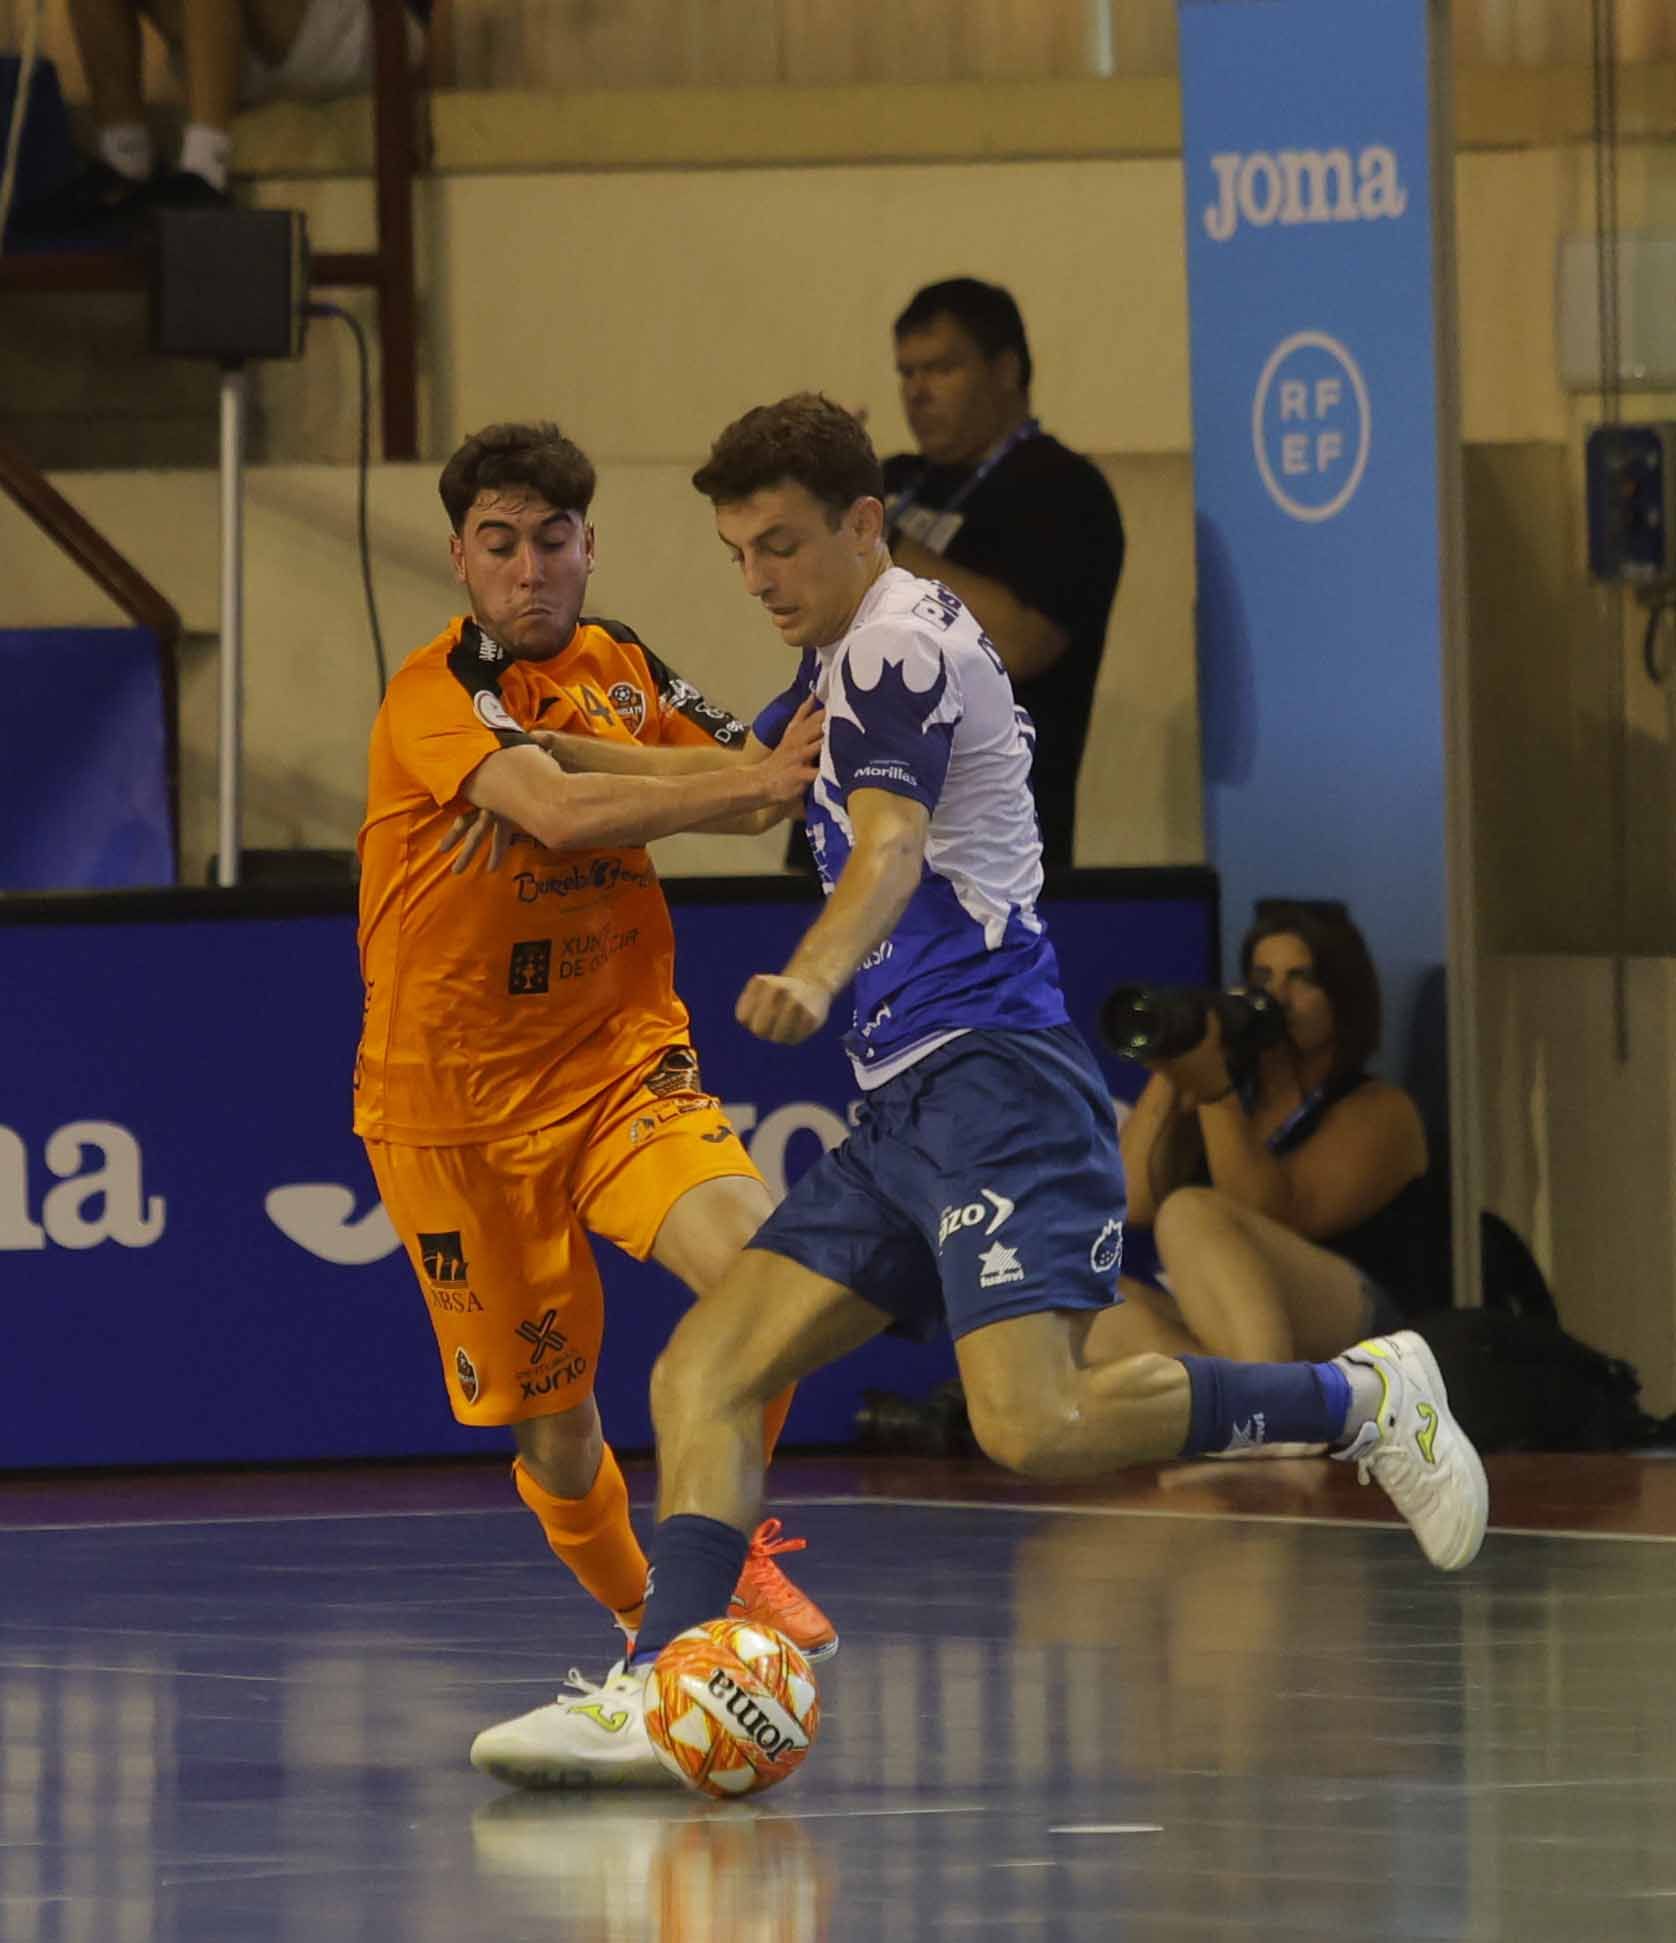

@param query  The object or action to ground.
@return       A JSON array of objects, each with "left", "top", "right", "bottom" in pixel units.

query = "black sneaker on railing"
[
  {"left": 142, "top": 170, "right": 233, "bottom": 214},
  {"left": 7, "top": 159, "right": 149, "bottom": 244}
]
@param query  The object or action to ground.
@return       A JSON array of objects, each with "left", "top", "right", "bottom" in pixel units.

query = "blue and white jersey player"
[
  {"left": 466, "top": 394, "right": 1489, "bottom": 1795},
  {"left": 746, "top": 555, "right": 1127, "bottom": 1343}
]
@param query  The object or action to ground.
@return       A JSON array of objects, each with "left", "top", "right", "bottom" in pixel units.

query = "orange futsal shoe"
[{"left": 728, "top": 1518, "right": 838, "bottom": 1663}]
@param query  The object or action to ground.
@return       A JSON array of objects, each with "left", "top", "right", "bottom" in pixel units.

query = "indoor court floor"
[{"left": 5, "top": 1449, "right": 1676, "bottom": 1942}]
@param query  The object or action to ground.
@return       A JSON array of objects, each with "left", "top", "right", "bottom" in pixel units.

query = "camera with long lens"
[{"left": 1098, "top": 984, "right": 1287, "bottom": 1063}]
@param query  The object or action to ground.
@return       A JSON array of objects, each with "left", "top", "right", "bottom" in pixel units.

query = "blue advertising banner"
[
  {"left": 0, "top": 628, "right": 174, "bottom": 892},
  {"left": 1178, "top": 0, "right": 1449, "bottom": 1072},
  {"left": 0, "top": 873, "right": 1213, "bottom": 1470}
]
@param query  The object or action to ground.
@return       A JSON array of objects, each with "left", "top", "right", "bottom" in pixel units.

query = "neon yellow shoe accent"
[
  {"left": 1415, "top": 1401, "right": 1439, "bottom": 1464},
  {"left": 570, "top": 1702, "right": 631, "bottom": 1734}
]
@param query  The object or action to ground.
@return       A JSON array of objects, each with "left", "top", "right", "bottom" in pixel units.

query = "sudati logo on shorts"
[{"left": 1203, "top": 146, "right": 1408, "bottom": 243}]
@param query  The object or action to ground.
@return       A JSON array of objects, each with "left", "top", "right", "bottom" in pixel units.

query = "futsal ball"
[{"left": 643, "top": 1618, "right": 821, "bottom": 1799}]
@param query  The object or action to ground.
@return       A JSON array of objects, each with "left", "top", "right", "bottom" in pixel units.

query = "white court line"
[
  {"left": 780, "top": 1492, "right": 1676, "bottom": 1549},
  {"left": 752, "top": 1804, "right": 987, "bottom": 1823},
  {"left": 0, "top": 1659, "right": 286, "bottom": 1683},
  {"left": 1049, "top": 1824, "right": 1164, "bottom": 1836},
  {"left": 3, "top": 1488, "right": 1674, "bottom": 1549}
]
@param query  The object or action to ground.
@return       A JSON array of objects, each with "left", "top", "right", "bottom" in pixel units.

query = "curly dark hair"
[
  {"left": 438, "top": 422, "right": 596, "bottom": 533},
  {"left": 691, "top": 393, "right": 884, "bottom": 522},
  {"left": 1239, "top": 899, "right": 1382, "bottom": 1082}
]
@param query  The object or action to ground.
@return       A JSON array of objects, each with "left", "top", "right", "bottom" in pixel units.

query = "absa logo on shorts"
[{"left": 1252, "top": 332, "right": 1371, "bottom": 523}]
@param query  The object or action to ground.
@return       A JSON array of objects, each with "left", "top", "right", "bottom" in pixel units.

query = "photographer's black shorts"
[{"left": 746, "top": 1025, "right": 1127, "bottom": 1343}]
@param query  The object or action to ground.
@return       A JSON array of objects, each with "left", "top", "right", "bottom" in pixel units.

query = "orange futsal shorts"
[{"left": 365, "top": 1045, "right": 762, "bottom": 1426}]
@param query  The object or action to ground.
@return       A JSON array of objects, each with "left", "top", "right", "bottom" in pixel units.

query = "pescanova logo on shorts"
[{"left": 1252, "top": 330, "right": 1371, "bottom": 523}]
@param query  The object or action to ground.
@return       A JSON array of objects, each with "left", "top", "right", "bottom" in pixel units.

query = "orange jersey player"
[{"left": 354, "top": 422, "right": 838, "bottom": 1725}]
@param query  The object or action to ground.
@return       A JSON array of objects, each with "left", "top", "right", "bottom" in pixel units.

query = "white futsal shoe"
[
  {"left": 469, "top": 1661, "right": 681, "bottom": 1790},
  {"left": 1333, "top": 1330, "right": 1490, "bottom": 1571}
]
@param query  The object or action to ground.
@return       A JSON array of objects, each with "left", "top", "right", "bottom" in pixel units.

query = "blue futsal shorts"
[{"left": 746, "top": 1025, "right": 1127, "bottom": 1342}]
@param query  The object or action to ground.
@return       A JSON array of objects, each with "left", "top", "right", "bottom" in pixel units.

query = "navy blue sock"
[
  {"left": 628, "top": 1514, "right": 750, "bottom": 1663},
  {"left": 1177, "top": 1355, "right": 1352, "bottom": 1455}
]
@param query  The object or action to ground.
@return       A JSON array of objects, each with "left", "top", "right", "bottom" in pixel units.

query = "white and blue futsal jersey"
[{"left": 754, "top": 567, "right": 1070, "bottom": 1085}]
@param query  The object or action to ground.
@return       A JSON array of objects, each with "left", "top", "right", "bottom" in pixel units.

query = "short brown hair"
[
  {"left": 1240, "top": 900, "right": 1382, "bottom": 1082},
  {"left": 438, "top": 422, "right": 596, "bottom": 533},
  {"left": 691, "top": 392, "right": 884, "bottom": 522}
]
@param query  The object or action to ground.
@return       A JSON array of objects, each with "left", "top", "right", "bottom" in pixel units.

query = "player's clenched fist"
[{"left": 736, "top": 972, "right": 831, "bottom": 1044}]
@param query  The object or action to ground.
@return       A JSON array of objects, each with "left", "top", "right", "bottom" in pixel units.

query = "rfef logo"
[
  {"left": 1203, "top": 145, "right": 1408, "bottom": 243},
  {"left": 1252, "top": 331, "right": 1371, "bottom": 522}
]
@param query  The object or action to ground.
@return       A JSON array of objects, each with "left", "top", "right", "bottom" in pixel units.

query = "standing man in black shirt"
[{"left": 881, "top": 277, "right": 1125, "bottom": 872}]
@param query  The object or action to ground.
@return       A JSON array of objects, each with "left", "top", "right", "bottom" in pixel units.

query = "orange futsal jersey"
[{"left": 354, "top": 614, "right": 748, "bottom": 1144}]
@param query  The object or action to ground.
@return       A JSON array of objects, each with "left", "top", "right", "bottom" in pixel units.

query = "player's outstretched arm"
[
  {"left": 688, "top": 708, "right": 823, "bottom": 834},
  {"left": 536, "top": 703, "right": 824, "bottom": 835},
  {"left": 736, "top": 788, "right": 927, "bottom": 1044},
  {"left": 461, "top": 720, "right": 815, "bottom": 855},
  {"left": 530, "top": 728, "right": 748, "bottom": 777},
  {"left": 441, "top": 702, "right": 823, "bottom": 867}
]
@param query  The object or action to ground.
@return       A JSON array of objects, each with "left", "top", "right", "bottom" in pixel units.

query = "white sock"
[
  {"left": 1335, "top": 1355, "right": 1387, "bottom": 1439},
  {"left": 98, "top": 123, "right": 153, "bottom": 182},
  {"left": 177, "top": 124, "right": 232, "bottom": 192}
]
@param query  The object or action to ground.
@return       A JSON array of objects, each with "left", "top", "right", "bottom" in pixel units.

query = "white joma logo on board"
[{"left": 1204, "top": 146, "right": 1408, "bottom": 242}]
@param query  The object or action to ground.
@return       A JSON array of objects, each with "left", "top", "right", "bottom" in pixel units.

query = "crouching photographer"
[{"left": 1085, "top": 900, "right": 1432, "bottom": 1371}]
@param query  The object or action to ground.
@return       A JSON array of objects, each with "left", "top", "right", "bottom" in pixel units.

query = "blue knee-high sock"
[
  {"left": 628, "top": 1514, "right": 749, "bottom": 1663},
  {"left": 1177, "top": 1355, "right": 1353, "bottom": 1455}
]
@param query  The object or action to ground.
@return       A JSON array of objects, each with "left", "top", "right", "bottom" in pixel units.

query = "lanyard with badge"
[{"left": 888, "top": 417, "right": 1040, "bottom": 557}]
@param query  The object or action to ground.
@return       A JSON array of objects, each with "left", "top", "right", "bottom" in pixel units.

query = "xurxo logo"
[{"left": 515, "top": 1308, "right": 569, "bottom": 1364}]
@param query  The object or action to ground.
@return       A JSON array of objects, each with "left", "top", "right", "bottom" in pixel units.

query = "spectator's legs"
[
  {"left": 241, "top": 0, "right": 313, "bottom": 69},
  {"left": 66, "top": 0, "right": 153, "bottom": 178},
  {"left": 1084, "top": 1189, "right": 1379, "bottom": 1368},
  {"left": 173, "top": 0, "right": 242, "bottom": 189},
  {"left": 1155, "top": 1187, "right": 1377, "bottom": 1363},
  {"left": 1082, "top": 1274, "right": 1201, "bottom": 1359}
]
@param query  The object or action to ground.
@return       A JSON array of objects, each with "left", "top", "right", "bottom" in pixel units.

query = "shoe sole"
[
  {"left": 1386, "top": 1331, "right": 1490, "bottom": 1571},
  {"left": 729, "top": 1605, "right": 840, "bottom": 1664}
]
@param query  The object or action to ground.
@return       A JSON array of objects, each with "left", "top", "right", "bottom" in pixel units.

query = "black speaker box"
[{"left": 150, "top": 207, "right": 309, "bottom": 362}]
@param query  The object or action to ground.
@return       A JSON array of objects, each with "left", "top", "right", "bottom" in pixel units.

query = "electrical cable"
[
  {"left": 306, "top": 298, "right": 388, "bottom": 697},
  {"left": 0, "top": 0, "right": 45, "bottom": 250}
]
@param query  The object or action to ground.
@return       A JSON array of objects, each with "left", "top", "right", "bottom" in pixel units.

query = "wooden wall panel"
[
  {"left": 779, "top": 0, "right": 871, "bottom": 88},
  {"left": 1108, "top": 0, "right": 1178, "bottom": 76},
  {"left": 2, "top": 0, "right": 1671, "bottom": 98},
  {"left": 873, "top": 0, "right": 967, "bottom": 88}
]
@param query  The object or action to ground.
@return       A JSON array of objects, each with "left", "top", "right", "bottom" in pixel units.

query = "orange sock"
[
  {"left": 513, "top": 1446, "right": 648, "bottom": 1624},
  {"left": 762, "top": 1385, "right": 794, "bottom": 1463}
]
